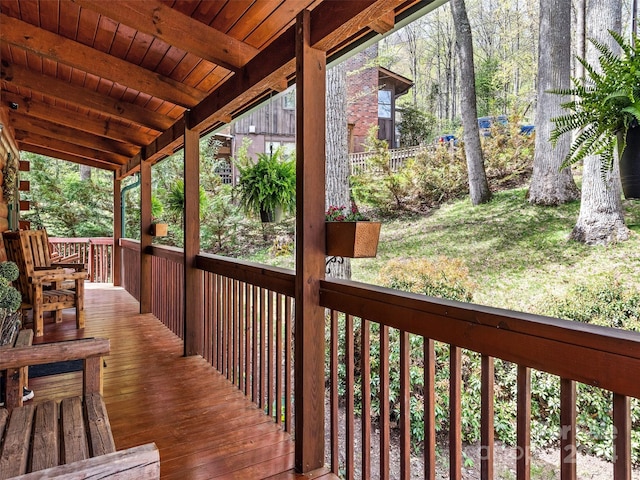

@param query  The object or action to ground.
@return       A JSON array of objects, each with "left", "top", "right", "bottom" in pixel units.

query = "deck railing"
[
  {"left": 349, "top": 145, "right": 428, "bottom": 173},
  {"left": 197, "top": 254, "right": 295, "bottom": 432},
  {"left": 49, "top": 237, "right": 113, "bottom": 283},
  {"left": 121, "top": 243, "right": 640, "bottom": 479}
]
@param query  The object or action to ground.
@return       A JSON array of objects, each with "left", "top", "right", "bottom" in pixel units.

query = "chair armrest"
[
  {"left": 29, "top": 269, "right": 88, "bottom": 284},
  {"left": 50, "top": 262, "right": 86, "bottom": 271},
  {"left": 0, "top": 337, "right": 110, "bottom": 370}
]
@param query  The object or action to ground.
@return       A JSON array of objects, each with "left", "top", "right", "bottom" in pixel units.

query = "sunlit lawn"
[{"left": 253, "top": 187, "right": 640, "bottom": 315}]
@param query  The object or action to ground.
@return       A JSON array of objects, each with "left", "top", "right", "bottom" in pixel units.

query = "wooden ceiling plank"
[
  {"left": 1, "top": 91, "right": 155, "bottom": 146},
  {"left": 18, "top": 144, "right": 122, "bottom": 171},
  {"left": 9, "top": 112, "right": 139, "bottom": 158},
  {"left": 16, "top": 130, "right": 128, "bottom": 165},
  {"left": 71, "top": 0, "right": 259, "bottom": 71},
  {"left": 0, "top": 14, "right": 205, "bottom": 107},
  {"left": 139, "top": 0, "right": 414, "bottom": 170},
  {"left": 242, "top": 1, "right": 310, "bottom": 49},
  {"left": 226, "top": 0, "right": 283, "bottom": 43},
  {"left": 1, "top": 62, "right": 174, "bottom": 131}
]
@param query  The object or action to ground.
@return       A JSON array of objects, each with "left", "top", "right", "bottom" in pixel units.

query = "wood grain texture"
[
  {"left": 0, "top": 403, "right": 34, "bottom": 477},
  {"left": 31, "top": 400, "right": 59, "bottom": 472},
  {"left": 12, "top": 444, "right": 160, "bottom": 480},
  {"left": 26, "top": 285, "right": 308, "bottom": 479},
  {"left": 60, "top": 396, "right": 90, "bottom": 464}
]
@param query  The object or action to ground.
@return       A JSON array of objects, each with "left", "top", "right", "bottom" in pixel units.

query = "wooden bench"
[
  {"left": 0, "top": 329, "right": 33, "bottom": 410},
  {"left": 0, "top": 335, "right": 159, "bottom": 479}
]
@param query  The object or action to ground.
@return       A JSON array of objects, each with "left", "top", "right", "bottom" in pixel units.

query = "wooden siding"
[{"left": 27, "top": 285, "right": 337, "bottom": 480}]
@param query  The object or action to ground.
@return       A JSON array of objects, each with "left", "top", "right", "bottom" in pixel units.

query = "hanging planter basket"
[
  {"left": 620, "top": 124, "right": 640, "bottom": 199},
  {"left": 260, "top": 206, "right": 283, "bottom": 223},
  {"left": 325, "top": 221, "right": 381, "bottom": 258}
]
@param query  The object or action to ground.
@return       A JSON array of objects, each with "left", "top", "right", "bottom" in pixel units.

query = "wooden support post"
[
  {"left": 113, "top": 174, "right": 122, "bottom": 286},
  {"left": 184, "top": 111, "right": 203, "bottom": 356},
  {"left": 294, "top": 9, "right": 326, "bottom": 473},
  {"left": 139, "top": 161, "right": 152, "bottom": 314}
]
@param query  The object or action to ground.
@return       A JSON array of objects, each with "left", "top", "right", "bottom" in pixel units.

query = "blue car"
[{"left": 437, "top": 134, "right": 458, "bottom": 146}]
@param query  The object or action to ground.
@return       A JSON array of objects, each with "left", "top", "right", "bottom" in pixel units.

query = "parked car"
[
  {"left": 437, "top": 134, "right": 458, "bottom": 146},
  {"left": 520, "top": 124, "right": 535, "bottom": 135}
]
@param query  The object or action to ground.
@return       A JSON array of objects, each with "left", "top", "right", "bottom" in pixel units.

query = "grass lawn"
[{"left": 254, "top": 187, "right": 640, "bottom": 316}]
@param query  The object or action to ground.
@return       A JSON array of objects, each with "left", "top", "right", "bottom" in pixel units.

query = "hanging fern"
[{"left": 550, "top": 31, "right": 640, "bottom": 171}]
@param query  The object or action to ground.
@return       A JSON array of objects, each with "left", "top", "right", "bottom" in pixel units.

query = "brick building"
[{"left": 345, "top": 44, "right": 413, "bottom": 152}]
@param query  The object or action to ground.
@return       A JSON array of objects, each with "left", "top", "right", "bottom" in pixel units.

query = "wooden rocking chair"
[
  {"left": 2, "top": 231, "right": 87, "bottom": 337},
  {"left": 27, "top": 229, "right": 83, "bottom": 269}
]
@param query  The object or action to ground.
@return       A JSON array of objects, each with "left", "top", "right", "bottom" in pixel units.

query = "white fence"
[{"left": 349, "top": 145, "right": 429, "bottom": 173}]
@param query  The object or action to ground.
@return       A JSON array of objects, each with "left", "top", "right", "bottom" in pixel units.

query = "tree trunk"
[
  {"left": 80, "top": 165, "right": 92, "bottom": 181},
  {"left": 325, "top": 63, "right": 351, "bottom": 279},
  {"left": 528, "top": 0, "right": 580, "bottom": 205},
  {"left": 450, "top": 0, "right": 492, "bottom": 206},
  {"left": 571, "top": 0, "right": 629, "bottom": 245}
]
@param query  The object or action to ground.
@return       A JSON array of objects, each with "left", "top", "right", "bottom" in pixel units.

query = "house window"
[
  {"left": 266, "top": 141, "right": 295, "bottom": 159},
  {"left": 378, "top": 89, "right": 392, "bottom": 119},
  {"left": 283, "top": 90, "right": 295, "bottom": 110}
]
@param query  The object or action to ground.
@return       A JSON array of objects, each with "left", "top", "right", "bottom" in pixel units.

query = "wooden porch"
[{"left": 28, "top": 283, "right": 335, "bottom": 480}]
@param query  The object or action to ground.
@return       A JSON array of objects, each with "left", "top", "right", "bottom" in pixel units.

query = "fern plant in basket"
[
  {"left": 550, "top": 31, "right": 640, "bottom": 198},
  {"left": 0, "top": 261, "right": 23, "bottom": 346},
  {"left": 235, "top": 148, "right": 296, "bottom": 223}
]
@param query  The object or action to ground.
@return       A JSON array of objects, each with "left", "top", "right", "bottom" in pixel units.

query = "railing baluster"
[
  {"left": 346, "top": 314, "right": 355, "bottom": 479},
  {"left": 267, "top": 291, "right": 274, "bottom": 418},
  {"left": 276, "top": 293, "right": 283, "bottom": 425},
  {"left": 225, "top": 277, "right": 231, "bottom": 379},
  {"left": 361, "top": 318, "right": 371, "bottom": 479},
  {"left": 284, "top": 296, "right": 292, "bottom": 433},
  {"left": 560, "top": 378, "right": 576, "bottom": 480},
  {"left": 380, "top": 325, "right": 390, "bottom": 480},
  {"left": 481, "top": 354, "right": 494, "bottom": 480},
  {"left": 400, "top": 330, "right": 410, "bottom": 480},
  {"left": 517, "top": 365, "right": 531, "bottom": 480},
  {"left": 424, "top": 339, "right": 435, "bottom": 480},
  {"left": 330, "top": 310, "right": 339, "bottom": 475},
  {"left": 260, "top": 288, "right": 267, "bottom": 410},
  {"left": 244, "top": 283, "right": 251, "bottom": 396},
  {"left": 450, "top": 345, "right": 462, "bottom": 480},
  {"left": 238, "top": 281, "right": 245, "bottom": 389},
  {"left": 252, "top": 285, "right": 258, "bottom": 404},
  {"left": 613, "top": 393, "right": 631, "bottom": 480},
  {"left": 217, "top": 274, "right": 223, "bottom": 371}
]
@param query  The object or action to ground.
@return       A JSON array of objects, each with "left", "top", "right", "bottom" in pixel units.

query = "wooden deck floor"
[{"left": 28, "top": 283, "right": 336, "bottom": 480}]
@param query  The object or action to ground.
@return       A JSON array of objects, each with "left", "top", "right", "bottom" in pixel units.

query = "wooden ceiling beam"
[
  {"left": 1, "top": 63, "right": 174, "bottom": 132},
  {"left": 310, "top": 0, "right": 401, "bottom": 51},
  {"left": 0, "top": 14, "right": 205, "bottom": 108},
  {"left": 72, "top": 0, "right": 259, "bottom": 72},
  {"left": 1, "top": 91, "right": 155, "bottom": 147},
  {"left": 133, "top": 0, "right": 402, "bottom": 171},
  {"left": 18, "top": 143, "right": 122, "bottom": 171},
  {"left": 9, "top": 112, "right": 139, "bottom": 158},
  {"left": 15, "top": 131, "right": 128, "bottom": 165},
  {"left": 370, "top": 10, "right": 396, "bottom": 34}
]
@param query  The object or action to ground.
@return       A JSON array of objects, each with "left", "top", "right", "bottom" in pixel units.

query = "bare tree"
[
  {"left": 325, "top": 62, "right": 351, "bottom": 279},
  {"left": 450, "top": 0, "right": 491, "bottom": 205},
  {"left": 528, "top": 0, "right": 580, "bottom": 205},
  {"left": 571, "top": 0, "right": 630, "bottom": 244}
]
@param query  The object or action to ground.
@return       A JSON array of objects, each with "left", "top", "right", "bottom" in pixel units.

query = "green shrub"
[
  {"left": 541, "top": 276, "right": 640, "bottom": 330},
  {"left": 377, "top": 257, "right": 475, "bottom": 302},
  {"left": 481, "top": 121, "right": 534, "bottom": 189},
  {"left": 350, "top": 126, "right": 416, "bottom": 212},
  {"left": 413, "top": 145, "right": 468, "bottom": 207}
]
